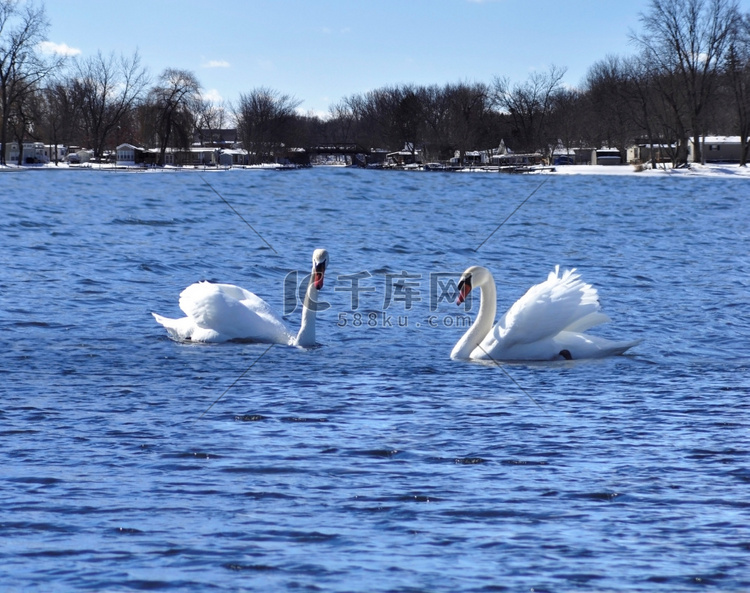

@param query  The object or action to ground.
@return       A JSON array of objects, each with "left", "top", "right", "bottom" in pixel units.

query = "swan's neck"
[
  {"left": 294, "top": 280, "right": 318, "bottom": 347},
  {"left": 451, "top": 275, "right": 496, "bottom": 359}
]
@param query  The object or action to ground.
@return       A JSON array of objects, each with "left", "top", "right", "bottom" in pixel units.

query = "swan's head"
[
  {"left": 456, "top": 266, "right": 490, "bottom": 305},
  {"left": 311, "top": 249, "right": 329, "bottom": 290}
]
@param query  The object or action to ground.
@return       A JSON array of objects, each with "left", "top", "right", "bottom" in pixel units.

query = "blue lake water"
[{"left": 1, "top": 167, "right": 749, "bottom": 592}]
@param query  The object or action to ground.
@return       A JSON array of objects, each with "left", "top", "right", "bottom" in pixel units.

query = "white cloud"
[
  {"left": 203, "top": 88, "right": 223, "bottom": 103},
  {"left": 203, "top": 59, "right": 230, "bottom": 69},
  {"left": 38, "top": 41, "right": 81, "bottom": 57}
]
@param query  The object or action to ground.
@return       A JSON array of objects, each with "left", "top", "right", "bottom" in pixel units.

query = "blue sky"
[{"left": 42, "top": 0, "right": 750, "bottom": 117}]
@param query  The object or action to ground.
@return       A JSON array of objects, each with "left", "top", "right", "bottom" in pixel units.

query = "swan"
[
  {"left": 451, "top": 265, "right": 641, "bottom": 361},
  {"left": 152, "top": 249, "right": 329, "bottom": 347}
]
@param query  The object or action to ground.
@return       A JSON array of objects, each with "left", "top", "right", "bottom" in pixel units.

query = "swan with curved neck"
[
  {"left": 293, "top": 249, "right": 328, "bottom": 347},
  {"left": 451, "top": 265, "right": 640, "bottom": 361},
  {"left": 153, "top": 249, "right": 329, "bottom": 347}
]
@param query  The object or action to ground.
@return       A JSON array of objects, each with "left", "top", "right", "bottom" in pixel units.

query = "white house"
[
  {"left": 116, "top": 143, "right": 148, "bottom": 167},
  {"left": 43, "top": 144, "right": 67, "bottom": 163},
  {"left": 452, "top": 150, "right": 490, "bottom": 166},
  {"left": 591, "top": 148, "right": 622, "bottom": 165},
  {"left": 5, "top": 141, "right": 48, "bottom": 164},
  {"left": 218, "top": 148, "right": 248, "bottom": 166},
  {"left": 626, "top": 143, "right": 675, "bottom": 164},
  {"left": 386, "top": 143, "right": 423, "bottom": 167},
  {"left": 689, "top": 136, "right": 744, "bottom": 163},
  {"left": 116, "top": 143, "right": 137, "bottom": 166}
]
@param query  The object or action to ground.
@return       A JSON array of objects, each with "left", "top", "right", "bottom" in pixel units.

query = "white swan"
[
  {"left": 152, "top": 249, "right": 329, "bottom": 347},
  {"left": 451, "top": 265, "right": 641, "bottom": 361}
]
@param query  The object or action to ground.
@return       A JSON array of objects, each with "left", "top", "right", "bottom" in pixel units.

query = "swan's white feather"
[
  {"left": 563, "top": 311, "right": 611, "bottom": 333},
  {"left": 153, "top": 249, "right": 329, "bottom": 346},
  {"left": 453, "top": 265, "right": 641, "bottom": 361},
  {"left": 491, "top": 266, "right": 600, "bottom": 347},
  {"left": 151, "top": 312, "right": 222, "bottom": 342},
  {"left": 176, "top": 281, "right": 293, "bottom": 344}
]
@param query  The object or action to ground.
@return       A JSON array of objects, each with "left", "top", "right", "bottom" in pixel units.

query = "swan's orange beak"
[
  {"left": 313, "top": 261, "right": 326, "bottom": 290},
  {"left": 456, "top": 278, "right": 472, "bottom": 305}
]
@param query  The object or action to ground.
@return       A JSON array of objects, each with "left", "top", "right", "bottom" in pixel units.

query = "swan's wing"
[
  {"left": 563, "top": 311, "right": 611, "bottom": 333},
  {"left": 491, "top": 267, "right": 602, "bottom": 347},
  {"left": 212, "top": 283, "right": 289, "bottom": 326},
  {"left": 179, "top": 282, "right": 292, "bottom": 343}
]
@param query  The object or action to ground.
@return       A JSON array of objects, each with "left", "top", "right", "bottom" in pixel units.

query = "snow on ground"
[
  {"left": 552, "top": 163, "right": 750, "bottom": 178},
  {"left": 3, "top": 162, "right": 750, "bottom": 178}
]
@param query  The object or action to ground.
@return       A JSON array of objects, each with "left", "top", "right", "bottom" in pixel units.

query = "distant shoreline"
[{"left": 3, "top": 162, "right": 750, "bottom": 179}]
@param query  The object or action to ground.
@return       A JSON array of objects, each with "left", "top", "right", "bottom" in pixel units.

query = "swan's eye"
[{"left": 315, "top": 261, "right": 326, "bottom": 273}]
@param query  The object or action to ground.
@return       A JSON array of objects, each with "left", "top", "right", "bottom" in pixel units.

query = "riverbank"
[
  {"left": 3, "top": 161, "right": 750, "bottom": 178},
  {"left": 553, "top": 162, "right": 750, "bottom": 178}
]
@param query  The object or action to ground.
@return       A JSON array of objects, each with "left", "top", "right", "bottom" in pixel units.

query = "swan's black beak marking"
[
  {"left": 559, "top": 349, "right": 573, "bottom": 360},
  {"left": 314, "top": 260, "right": 326, "bottom": 290},
  {"left": 456, "top": 275, "right": 472, "bottom": 305}
]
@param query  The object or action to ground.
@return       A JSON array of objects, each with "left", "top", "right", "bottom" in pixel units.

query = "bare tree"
[
  {"left": 548, "top": 87, "right": 586, "bottom": 161},
  {"left": 366, "top": 89, "right": 391, "bottom": 148},
  {"left": 584, "top": 55, "right": 645, "bottom": 159},
  {"left": 724, "top": 13, "right": 750, "bottom": 165},
  {"left": 360, "top": 86, "right": 403, "bottom": 150},
  {"left": 443, "top": 81, "right": 493, "bottom": 164},
  {"left": 359, "top": 84, "right": 427, "bottom": 156},
  {"left": 195, "top": 98, "right": 231, "bottom": 146},
  {"left": 41, "top": 81, "right": 71, "bottom": 163},
  {"left": 325, "top": 82, "right": 499, "bottom": 162},
  {"left": 234, "top": 87, "right": 301, "bottom": 164},
  {"left": 73, "top": 50, "right": 149, "bottom": 160},
  {"left": 327, "top": 99, "right": 358, "bottom": 144},
  {"left": 35, "top": 74, "right": 83, "bottom": 164},
  {"left": 393, "top": 85, "right": 425, "bottom": 155},
  {"left": 144, "top": 68, "right": 201, "bottom": 165},
  {"left": 420, "top": 84, "right": 453, "bottom": 160},
  {"left": 7, "top": 81, "right": 46, "bottom": 164},
  {"left": 632, "top": 0, "right": 739, "bottom": 163},
  {"left": 347, "top": 91, "right": 384, "bottom": 150},
  {"left": 492, "top": 65, "right": 567, "bottom": 157},
  {"left": 619, "top": 56, "right": 660, "bottom": 168},
  {"left": 0, "top": 0, "right": 62, "bottom": 164}
]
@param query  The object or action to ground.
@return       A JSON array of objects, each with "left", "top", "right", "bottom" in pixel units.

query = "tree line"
[{"left": 2, "top": 0, "right": 750, "bottom": 167}]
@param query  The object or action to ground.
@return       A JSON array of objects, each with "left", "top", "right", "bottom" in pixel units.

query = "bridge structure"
[{"left": 306, "top": 143, "right": 384, "bottom": 167}]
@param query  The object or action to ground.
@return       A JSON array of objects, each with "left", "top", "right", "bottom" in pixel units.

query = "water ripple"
[{"left": 1, "top": 169, "right": 749, "bottom": 592}]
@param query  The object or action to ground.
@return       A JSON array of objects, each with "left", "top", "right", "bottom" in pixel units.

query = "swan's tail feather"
[
  {"left": 152, "top": 312, "right": 183, "bottom": 340},
  {"left": 152, "top": 312, "right": 174, "bottom": 328},
  {"left": 607, "top": 338, "right": 643, "bottom": 356},
  {"left": 152, "top": 312, "right": 211, "bottom": 341}
]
